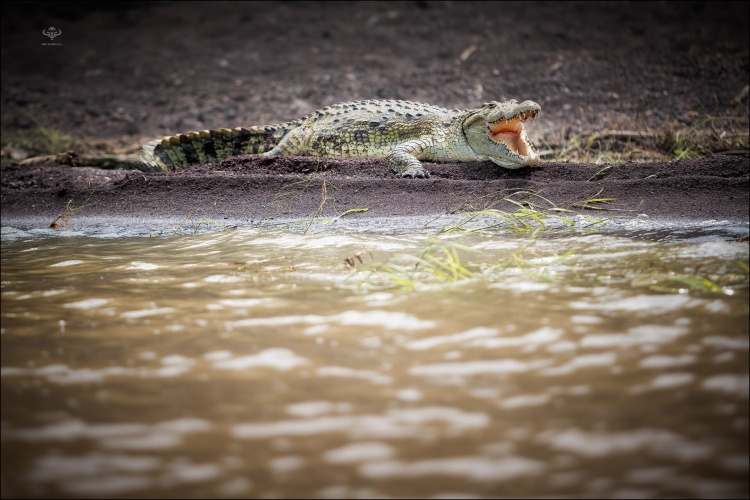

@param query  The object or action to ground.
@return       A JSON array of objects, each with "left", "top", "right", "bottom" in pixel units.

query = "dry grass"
[
  {"left": 1, "top": 106, "right": 141, "bottom": 166},
  {"left": 2, "top": 127, "right": 141, "bottom": 168},
  {"left": 3, "top": 128, "right": 90, "bottom": 164},
  {"left": 256, "top": 162, "right": 370, "bottom": 233},
  {"left": 538, "top": 115, "right": 749, "bottom": 164},
  {"left": 48, "top": 185, "right": 95, "bottom": 230},
  {"left": 255, "top": 161, "right": 336, "bottom": 231},
  {"left": 149, "top": 213, "right": 231, "bottom": 237}
]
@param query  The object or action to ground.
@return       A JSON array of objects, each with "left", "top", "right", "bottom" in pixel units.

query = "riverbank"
[{"left": 1, "top": 156, "right": 747, "bottom": 239}]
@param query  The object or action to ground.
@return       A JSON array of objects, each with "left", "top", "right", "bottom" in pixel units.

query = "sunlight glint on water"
[{"left": 1, "top": 228, "right": 748, "bottom": 498}]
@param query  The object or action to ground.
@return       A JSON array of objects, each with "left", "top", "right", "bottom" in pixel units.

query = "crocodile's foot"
[{"left": 399, "top": 169, "right": 430, "bottom": 179}]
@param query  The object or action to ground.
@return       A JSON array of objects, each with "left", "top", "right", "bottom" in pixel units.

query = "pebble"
[{"left": 9, "top": 148, "right": 29, "bottom": 161}]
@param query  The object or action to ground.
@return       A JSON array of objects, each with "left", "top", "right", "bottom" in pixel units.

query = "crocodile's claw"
[{"left": 400, "top": 169, "right": 430, "bottom": 179}]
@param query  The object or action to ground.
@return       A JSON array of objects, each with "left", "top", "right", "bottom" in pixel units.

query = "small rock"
[{"left": 9, "top": 148, "right": 29, "bottom": 161}]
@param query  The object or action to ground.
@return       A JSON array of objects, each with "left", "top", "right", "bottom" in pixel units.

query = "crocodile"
[{"left": 137, "top": 99, "right": 541, "bottom": 177}]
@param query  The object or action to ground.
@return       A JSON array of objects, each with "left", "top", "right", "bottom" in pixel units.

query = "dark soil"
[
  {"left": 1, "top": 2, "right": 748, "bottom": 228},
  {"left": 2, "top": 2, "right": 748, "bottom": 140},
  {"left": 2, "top": 156, "right": 748, "bottom": 224}
]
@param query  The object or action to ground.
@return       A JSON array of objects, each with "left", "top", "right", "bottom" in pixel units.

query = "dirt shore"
[{"left": 2, "top": 156, "right": 748, "bottom": 232}]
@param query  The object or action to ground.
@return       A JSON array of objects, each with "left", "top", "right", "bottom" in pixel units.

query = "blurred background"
[{"left": 1, "top": 1, "right": 748, "bottom": 162}]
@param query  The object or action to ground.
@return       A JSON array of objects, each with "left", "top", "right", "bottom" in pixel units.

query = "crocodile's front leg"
[{"left": 387, "top": 139, "right": 433, "bottom": 178}]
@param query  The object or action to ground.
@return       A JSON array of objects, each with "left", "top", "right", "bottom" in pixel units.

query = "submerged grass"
[
  {"left": 345, "top": 240, "right": 576, "bottom": 291},
  {"left": 233, "top": 257, "right": 298, "bottom": 282},
  {"left": 347, "top": 240, "right": 481, "bottom": 290},
  {"left": 343, "top": 234, "right": 748, "bottom": 295},
  {"left": 630, "top": 258, "right": 749, "bottom": 296}
]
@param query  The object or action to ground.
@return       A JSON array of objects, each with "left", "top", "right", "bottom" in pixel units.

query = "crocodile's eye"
[{"left": 483, "top": 102, "right": 497, "bottom": 108}]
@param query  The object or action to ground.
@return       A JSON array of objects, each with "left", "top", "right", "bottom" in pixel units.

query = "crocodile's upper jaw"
[{"left": 464, "top": 100, "right": 541, "bottom": 168}]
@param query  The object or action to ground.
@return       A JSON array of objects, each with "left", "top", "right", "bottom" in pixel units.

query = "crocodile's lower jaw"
[{"left": 487, "top": 121, "right": 538, "bottom": 164}]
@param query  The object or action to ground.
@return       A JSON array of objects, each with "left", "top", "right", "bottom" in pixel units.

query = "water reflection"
[{"left": 1, "top": 228, "right": 748, "bottom": 497}]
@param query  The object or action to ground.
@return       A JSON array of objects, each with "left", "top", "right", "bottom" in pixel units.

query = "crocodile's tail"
[{"left": 134, "top": 121, "right": 300, "bottom": 172}]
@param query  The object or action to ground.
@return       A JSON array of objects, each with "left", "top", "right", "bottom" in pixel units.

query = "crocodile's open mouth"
[{"left": 486, "top": 110, "right": 538, "bottom": 158}]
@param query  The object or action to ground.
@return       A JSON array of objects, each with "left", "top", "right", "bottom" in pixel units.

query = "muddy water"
[{"left": 1, "top": 228, "right": 748, "bottom": 499}]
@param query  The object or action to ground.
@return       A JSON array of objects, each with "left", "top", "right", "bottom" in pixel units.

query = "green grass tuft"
[{"left": 438, "top": 188, "right": 605, "bottom": 235}]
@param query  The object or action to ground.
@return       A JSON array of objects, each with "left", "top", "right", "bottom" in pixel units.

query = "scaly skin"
[{"left": 137, "top": 99, "right": 541, "bottom": 177}]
